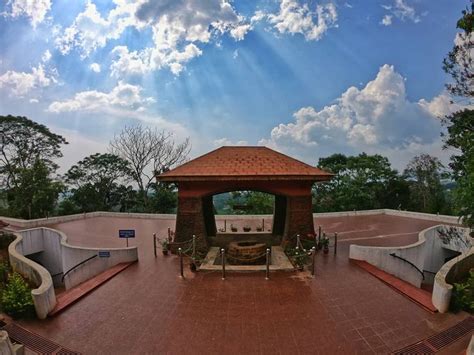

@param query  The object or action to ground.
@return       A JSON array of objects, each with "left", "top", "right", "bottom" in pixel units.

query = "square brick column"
[
  {"left": 282, "top": 195, "right": 314, "bottom": 244},
  {"left": 174, "top": 196, "right": 208, "bottom": 251}
]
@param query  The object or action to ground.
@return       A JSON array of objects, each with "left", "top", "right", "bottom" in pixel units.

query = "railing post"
[
  {"left": 153, "top": 233, "right": 157, "bottom": 258},
  {"left": 318, "top": 226, "right": 322, "bottom": 249},
  {"left": 296, "top": 234, "right": 300, "bottom": 249},
  {"left": 179, "top": 247, "right": 184, "bottom": 278},
  {"left": 311, "top": 247, "right": 316, "bottom": 277},
  {"left": 262, "top": 218, "right": 265, "bottom": 231},
  {"left": 265, "top": 248, "right": 270, "bottom": 280},
  {"left": 221, "top": 248, "right": 226, "bottom": 280},
  {"left": 168, "top": 227, "right": 171, "bottom": 239},
  {"left": 224, "top": 219, "right": 226, "bottom": 232},
  {"left": 192, "top": 235, "right": 196, "bottom": 259},
  {"left": 334, "top": 232, "right": 338, "bottom": 255}
]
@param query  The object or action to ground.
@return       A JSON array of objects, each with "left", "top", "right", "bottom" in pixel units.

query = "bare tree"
[{"left": 109, "top": 124, "right": 190, "bottom": 205}]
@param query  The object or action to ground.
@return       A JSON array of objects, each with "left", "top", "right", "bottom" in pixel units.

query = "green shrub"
[
  {"left": 0, "top": 233, "right": 15, "bottom": 249},
  {"left": 450, "top": 269, "right": 474, "bottom": 313},
  {"left": 1, "top": 272, "right": 34, "bottom": 318},
  {"left": 0, "top": 261, "right": 10, "bottom": 285}
]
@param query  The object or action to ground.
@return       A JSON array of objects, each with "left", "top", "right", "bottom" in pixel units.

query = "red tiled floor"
[
  {"left": 13, "top": 213, "right": 469, "bottom": 354},
  {"left": 49, "top": 261, "right": 135, "bottom": 316},
  {"left": 351, "top": 259, "right": 438, "bottom": 313}
]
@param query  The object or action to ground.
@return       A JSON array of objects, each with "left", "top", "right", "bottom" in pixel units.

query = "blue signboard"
[
  {"left": 98, "top": 251, "right": 110, "bottom": 258},
  {"left": 119, "top": 229, "right": 135, "bottom": 238}
]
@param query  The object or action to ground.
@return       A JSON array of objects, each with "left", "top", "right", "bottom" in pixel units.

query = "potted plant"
[
  {"left": 256, "top": 226, "right": 263, "bottom": 232},
  {"left": 161, "top": 239, "right": 169, "bottom": 255},
  {"left": 231, "top": 224, "right": 238, "bottom": 232},
  {"left": 243, "top": 225, "right": 251, "bottom": 232},
  {"left": 321, "top": 237, "right": 330, "bottom": 254}
]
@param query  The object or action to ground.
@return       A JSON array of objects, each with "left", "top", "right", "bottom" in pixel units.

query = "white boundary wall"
[
  {"left": 0, "top": 209, "right": 462, "bottom": 229},
  {"left": 8, "top": 227, "right": 138, "bottom": 318}
]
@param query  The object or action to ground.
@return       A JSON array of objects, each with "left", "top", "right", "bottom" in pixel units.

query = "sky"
[{"left": 0, "top": 0, "right": 469, "bottom": 172}]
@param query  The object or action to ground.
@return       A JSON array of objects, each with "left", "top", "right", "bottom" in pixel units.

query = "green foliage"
[
  {"left": 148, "top": 183, "right": 177, "bottom": 213},
  {"left": 404, "top": 154, "right": 447, "bottom": 214},
  {"left": 64, "top": 153, "right": 132, "bottom": 212},
  {"left": 0, "top": 115, "right": 67, "bottom": 189},
  {"left": 441, "top": 110, "right": 474, "bottom": 227},
  {"left": 221, "top": 191, "right": 274, "bottom": 215},
  {"left": 0, "top": 261, "right": 9, "bottom": 285},
  {"left": 6, "top": 160, "right": 64, "bottom": 219},
  {"left": 1, "top": 272, "right": 34, "bottom": 319},
  {"left": 450, "top": 269, "right": 474, "bottom": 313},
  {"left": 442, "top": 4, "right": 474, "bottom": 98},
  {"left": 0, "top": 233, "right": 15, "bottom": 250},
  {"left": 314, "top": 153, "right": 403, "bottom": 212}
]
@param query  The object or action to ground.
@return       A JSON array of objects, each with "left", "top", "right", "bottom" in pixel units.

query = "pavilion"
[{"left": 157, "top": 146, "right": 333, "bottom": 250}]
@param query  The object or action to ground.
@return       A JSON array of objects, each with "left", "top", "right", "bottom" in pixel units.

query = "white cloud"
[
  {"left": 3, "top": 0, "right": 51, "bottom": 28},
  {"left": 55, "top": 0, "right": 140, "bottom": 58},
  {"left": 260, "top": 64, "right": 462, "bottom": 168},
  {"left": 380, "top": 15, "right": 392, "bottom": 26},
  {"left": 232, "top": 49, "right": 239, "bottom": 59},
  {"left": 42, "top": 50, "right": 52, "bottom": 62},
  {"left": 47, "top": 81, "right": 155, "bottom": 114},
  {"left": 90, "top": 63, "right": 101, "bottom": 73},
  {"left": 29, "top": 98, "right": 39, "bottom": 103},
  {"left": 264, "top": 1, "right": 338, "bottom": 41},
  {"left": 381, "top": 0, "right": 420, "bottom": 25},
  {"left": 0, "top": 64, "right": 55, "bottom": 96},
  {"left": 56, "top": 0, "right": 250, "bottom": 76},
  {"left": 214, "top": 138, "right": 249, "bottom": 147}
]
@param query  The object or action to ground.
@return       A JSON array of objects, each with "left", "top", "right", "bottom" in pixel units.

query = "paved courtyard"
[{"left": 17, "top": 214, "right": 469, "bottom": 354}]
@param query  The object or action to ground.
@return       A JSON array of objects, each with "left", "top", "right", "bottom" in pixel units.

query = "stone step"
[
  {"left": 351, "top": 259, "right": 437, "bottom": 313},
  {"left": 49, "top": 261, "right": 136, "bottom": 316}
]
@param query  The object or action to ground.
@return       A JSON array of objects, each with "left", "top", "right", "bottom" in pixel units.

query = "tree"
[
  {"left": 442, "top": 3, "right": 474, "bottom": 100},
  {"left": 442, "top": 4, "right": 474, "bottom": 227},
  {"left": 403, "top": 154, "right": 447, "bottom": 214},
  {"left": 64, "top": 153, "right": 132, "bottom": 212},
  {"left": 109, "top": 124, "right": 190, "bottom": 208},
  {"left": 314, "top": 153, "right": 401, "bottom": 212},
  {"left": 148, "top": 183, "right": 178, "bottom": 214},
  {"left": 6, "top": 160, "right": 64, "bottom": 219},
  {"left": 0, "top": 115, "right": 67, "bottom": 189}
]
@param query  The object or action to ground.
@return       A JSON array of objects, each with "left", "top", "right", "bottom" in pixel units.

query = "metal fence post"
[
  {"left": 192, "top": 235, "right": 196, "bottom": 259},
  {"left": 265, "top": 248, "right": 270, "bottom": 280},
  {"left": 334, "top": 232, "right": 338, "bottom": 255},
  {"left": 311, "top": 247, "right": 316, "bottom": 276},
  {"left": 179, "top": 247, "right": 184, "bottom": 278},
  {"left": 221, "top": 248, "right": 226, "bottom": 280},
  {"left": 318, "top": 226, "right": 322, "bottom": 248},
  {"left": 153, "top": 233, "right": 157, "bottom": 258},
  {"left": 296, "top": 234, "right": 300, "bottom": 249}
]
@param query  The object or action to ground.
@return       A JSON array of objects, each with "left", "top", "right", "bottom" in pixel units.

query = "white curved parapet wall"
[
  {"left": 432, "top": 248, "right": 474, "bottom": 313},
  {"left": 349, "top": 224, "right": 472, "bottom": 312},
  {"left": 8, "top": 232, "right": 56, "bottom": 319},
  {"left": 8, "top": 227, "right": 138, "bottom": 319}
]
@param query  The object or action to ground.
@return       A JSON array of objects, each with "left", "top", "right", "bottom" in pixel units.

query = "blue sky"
[{"left": 0, "top": 0, "right": 468, "bottom": 171}]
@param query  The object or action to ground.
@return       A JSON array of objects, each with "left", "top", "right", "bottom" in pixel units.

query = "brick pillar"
[
  {"left": 272, "top": 195, "right": 287, "bottom": 235},
  {"left": 202, "top": 195, "right": 217, "bottom": 236},
  {"left": 174, "top": 196, "right": 208, "bottom": 250},
  {"left": 282, "top": 195, "right": 314, "bottom": 245}
]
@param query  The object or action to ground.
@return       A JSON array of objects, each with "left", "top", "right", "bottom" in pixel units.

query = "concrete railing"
[
  {"left": 0, "top": 211, "right": 176, "bottom": 229},
  {"left": 7, "top": 227, "right": 138, "bottom": 319},
  {"left": 8, "top": 232, "right": 56, "bottom": 320},
  {"left": 0, "top": 209, "right": 463, "bottom": 229},
  {"left": 349, "top": 226, "right": 432, "bottom": 287},
  {"left": 349, "top": 225, "right": 470, "bottom": 287},
  {"left": 432, "top": 247, "right": 474, "bottom": 313}
]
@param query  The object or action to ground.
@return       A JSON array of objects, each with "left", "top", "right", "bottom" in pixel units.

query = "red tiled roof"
[{"left": 157, "top": 146, "right": 333, "bottom": 182}]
